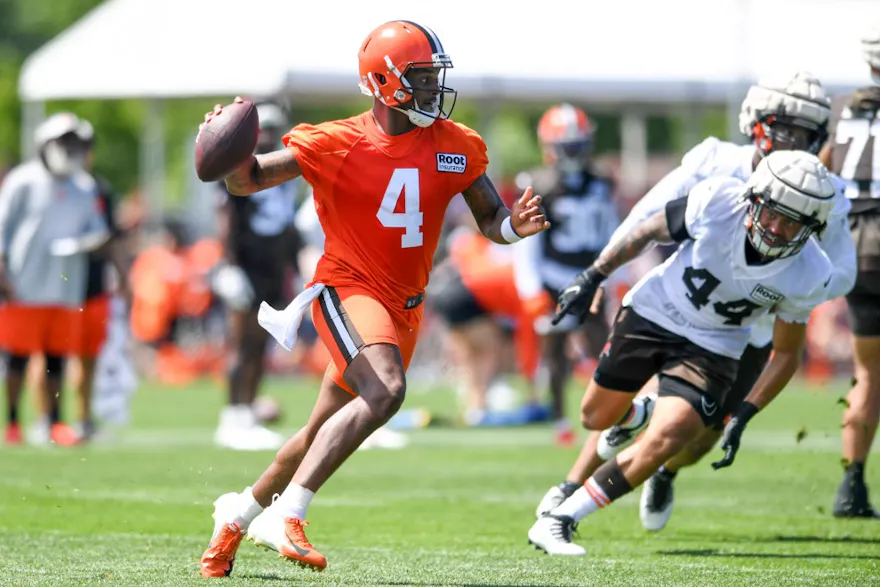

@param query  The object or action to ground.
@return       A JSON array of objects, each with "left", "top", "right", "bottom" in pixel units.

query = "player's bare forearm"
[
  {"left": 745, "top": 319, "right": 807, "bottom": 409},
  {"left": 594, "top": 210, "right": 672, "bottom": 276},
  {"left": 744, "top": 349, "right": 801, "bottom": 410},
  {"left": 461, "top": 174, "right": 509, "bottom": 244},
  {"left": 225, "top": 149, "right": 302, "bottom": 197}
]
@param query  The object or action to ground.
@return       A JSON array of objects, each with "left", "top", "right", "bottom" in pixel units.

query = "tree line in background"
[{"left": 0, "top": 0, "right": 729, "bottom": 205}]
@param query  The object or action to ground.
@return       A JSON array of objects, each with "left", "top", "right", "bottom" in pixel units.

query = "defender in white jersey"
[
  {"left": 527, "top": 151, "right": 836, "bottom": 555},
  {"left": 533, "top": 72, "right": 857, "bottom": 528}
]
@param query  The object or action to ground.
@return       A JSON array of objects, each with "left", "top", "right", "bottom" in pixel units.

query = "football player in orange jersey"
[{"left": 199, "top": 20, "right": 549, "bottom": 577}]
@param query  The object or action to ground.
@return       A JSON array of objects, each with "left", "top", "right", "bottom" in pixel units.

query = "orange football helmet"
[
  {"left": 358, "top": 20, "right": 456, "bottom": 128},
  {"left": 537, "top": 104, "right": 594, "bottom": 171}
]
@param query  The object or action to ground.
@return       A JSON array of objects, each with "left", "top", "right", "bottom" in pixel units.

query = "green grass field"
[{"left": 0, "top": 377, "right": 878, "bottom": 586}]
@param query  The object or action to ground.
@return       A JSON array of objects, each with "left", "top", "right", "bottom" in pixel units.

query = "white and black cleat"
[
  {"left": 640, "top": 470, "right": 675, "bottom": 531},
  {"left": 527, "top": 514, "right": 586, "bottom": 556},
  {"left": 597, "top": 394, "right": 656, "bottom": 460}
]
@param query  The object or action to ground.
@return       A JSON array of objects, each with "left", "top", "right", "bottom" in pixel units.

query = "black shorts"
[
  {"left": 845, "top": 213, "right": 880, "bottom": 336},
  {"left": 594, "top": 306, "right": 739, "bottom": 426},
  {"left": 710, "top": 342, "right": 773, "bottom": 430},
  {"left": 427, "top": 267, "right": 486, "bottom": 326},
  {"left": 236, "top": 233, "right": 289, "bottom": 310}
]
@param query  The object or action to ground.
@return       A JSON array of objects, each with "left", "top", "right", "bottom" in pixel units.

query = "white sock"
[
  {"left": 550, "top": 479, "right": 610, "bottom": 522},
  {"left": 233, "top": 486, "right": 264, "bottom": 530},
  {"left": 269, "top": 483, "right": 314, "bottom": 520}
]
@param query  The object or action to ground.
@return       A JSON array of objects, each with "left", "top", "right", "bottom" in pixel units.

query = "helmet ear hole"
[{"left": 375, "top": 74, "right": 387, "bottom": 85}]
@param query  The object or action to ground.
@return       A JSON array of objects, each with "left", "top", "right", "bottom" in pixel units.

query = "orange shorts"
[
  {"left": 4, "top": 304, "right": 84, "bottom": 357},
  {"left": 311, "top": 285, "right": 422, "bottom": 395},
  {"left": 0, "top": 304, "right": 7, "bottom": 350},
  {"left": 79, "top": 295, "right": 111, "bottom": 358}
]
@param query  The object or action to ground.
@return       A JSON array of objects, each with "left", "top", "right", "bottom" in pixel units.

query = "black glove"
[
  {"left": 711, "top": 401, "right": 759, "bottom": 470},
  {"left": 551, "top": 266, "right": 606, "bottom": 326}
]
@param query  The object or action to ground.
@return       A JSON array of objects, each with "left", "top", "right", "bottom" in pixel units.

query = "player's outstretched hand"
[
  {"left": 197, "top": 96, "right": 245, "bottom": 138},
  {"left": 551, "top": 266, "right": 606, "bottom": 326},
  {"left": 511, "top": 187, "right": 550, "bottom": 237},
  {"left": 712, "top": 401, "right": 759, "bottom": 470}
]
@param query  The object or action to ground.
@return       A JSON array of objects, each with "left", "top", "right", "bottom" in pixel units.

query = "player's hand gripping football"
[
  {"left": 712, "top": 401, "right": 759, "bottom": 470},
  {"left": 551, "top": 266, "right": 607, "bottom": 326},
  {"left": 197, "top": 96, "right": 245, "bottom": 137},
  {"left": 510, "top": 187, "right": 550, "bottom": 237}
]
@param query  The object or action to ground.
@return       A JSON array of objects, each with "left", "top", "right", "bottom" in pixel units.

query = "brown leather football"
[{"left": 194, "top": 99, "right": 259, "bottom": 182}]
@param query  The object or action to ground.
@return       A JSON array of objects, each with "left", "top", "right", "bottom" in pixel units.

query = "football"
[{"left": 194, "top": 99, "right": 260, "bottom": 182}]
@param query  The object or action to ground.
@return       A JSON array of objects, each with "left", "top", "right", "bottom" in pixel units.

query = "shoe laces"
[
  {"left": 210, "top": 524, "right": 241, "bottom": 560},
  {"left": 606, "top": 426, "right": 631, "bottom": 447},
  {"left": 286, "top": 518, "right": 315, "bottom": 549},
  {"left": 548, "top": 515, "right": 578, "bottom": 543}
]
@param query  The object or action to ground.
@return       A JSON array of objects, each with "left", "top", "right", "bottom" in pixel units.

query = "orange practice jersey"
[{"left": 283, "top": 111, "right": 488, "bottom": 317}]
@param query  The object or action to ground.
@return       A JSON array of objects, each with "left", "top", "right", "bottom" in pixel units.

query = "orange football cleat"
[
  {"left": 4, "top": 423, "right": 21, "bottom": 445},
  {"left": 50, "top": 422, "right": 81, "bottom": 447},
  {"left": 247, "top": 514, "right": 327, "bottom": 571},
  {"left": 200, "top": 522, "right": 244, "bottom": 578},
  {"left": 279, "top": 519, "right": 327, "bottom": 571}
]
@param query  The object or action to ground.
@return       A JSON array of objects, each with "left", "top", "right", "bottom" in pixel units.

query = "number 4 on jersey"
[{"left": 377, "top": 168, "right": 424, "bottom": 248}]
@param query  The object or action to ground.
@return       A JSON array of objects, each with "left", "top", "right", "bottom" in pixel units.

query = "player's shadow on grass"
[
  {"left": 767, "top": 534, "right": 880, "bottom": 545},
  {"left": 377, "top": 582, "right": 558, "bottom": 587},
  {"left": 658, "top": 548, "right": 879, "bottom": 561},
  {"left": 235, "top": 571, "right": 289, "bottom": 582}
]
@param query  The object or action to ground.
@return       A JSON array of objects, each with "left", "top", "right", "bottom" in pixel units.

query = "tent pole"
[
  {"left": 140, "top": 98, "right": 166, "bottom": 225},
  {"left": 619, "top": 110, "right": 648, "bottom": 198},
  {"left": 20, "top": 101, "right": 45, "bottom": 161}
]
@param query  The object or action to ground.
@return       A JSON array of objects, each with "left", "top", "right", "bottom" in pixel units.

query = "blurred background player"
[
  {"left": 513, "top": 104, "right": 619, "bottom": 445},
  {"left": 0, "top": 112, "right": 109, "bottom": 446},
  {"left": 429, "top": 221, "right": 545, "bottom": 426},
  {"left": 211, "top": 101, "right": 300, "bottom": 451},
  {"left": 820, "top": 23, "right": 880, "bottom": 518}
]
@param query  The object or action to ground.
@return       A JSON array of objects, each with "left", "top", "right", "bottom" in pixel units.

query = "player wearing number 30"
[
  {"left": 527, "top": 150, "right": 835, "bottom": 555},
  {"left": 198, "top": 20, "right": 549, "bottom": 577}
]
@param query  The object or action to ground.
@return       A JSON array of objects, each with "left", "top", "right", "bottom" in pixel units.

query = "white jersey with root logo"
[
  {"left": 611, "top": 136, "right": 854, "bottom": 348},
  {"left": 623, "top": 176, "right": 832, "bottom": 359}
]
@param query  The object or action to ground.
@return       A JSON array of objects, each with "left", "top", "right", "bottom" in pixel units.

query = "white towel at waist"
[{"left": 257, "top": 283, "right": 326, "bottom": 350}]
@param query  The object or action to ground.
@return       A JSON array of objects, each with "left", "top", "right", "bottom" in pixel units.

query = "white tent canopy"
[{"left": 19, "top": 0, "right": 878, "bottom": 105}]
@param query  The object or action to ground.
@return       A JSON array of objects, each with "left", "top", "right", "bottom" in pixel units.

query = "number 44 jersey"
[
  {"left": 283, "top": 112, "right": 488, "bottom": 314},
  {"left": 624, "top": 176, "right": 833, "bottom": 360}
]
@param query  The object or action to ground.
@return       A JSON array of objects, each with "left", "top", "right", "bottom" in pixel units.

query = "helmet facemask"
[
  {"left": 745, "top": 188, "right": 825, "bottom": 260},
  {"left": 545, "top": 139, "right": 592, "bottom": 174},
  {"left": 752, "top": 114, "right": 828, "bottom": 157},
  {"left": 393, "top": 62, "right": 457, "bottom": 128},
  {"left": 360, "top": 60, "right": 457, "bottom": 128}
]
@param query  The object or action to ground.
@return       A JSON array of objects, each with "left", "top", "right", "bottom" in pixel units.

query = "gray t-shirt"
[{"left": 0, "top": 160, "right": 109, "bottom": 307}]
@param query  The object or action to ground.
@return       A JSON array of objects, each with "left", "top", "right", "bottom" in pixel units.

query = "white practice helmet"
[
  {"left": 739, "top": 72, "right": 830, "bottom": 155},
  {"left": 34, "top": 112, "right": 93, "bottom": 148},
  {"left": 744, "top": 150, "right": 836, "bottom": 260},
  {"left": 862, "top": 22, "right": 880, "bottom": 70}
]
